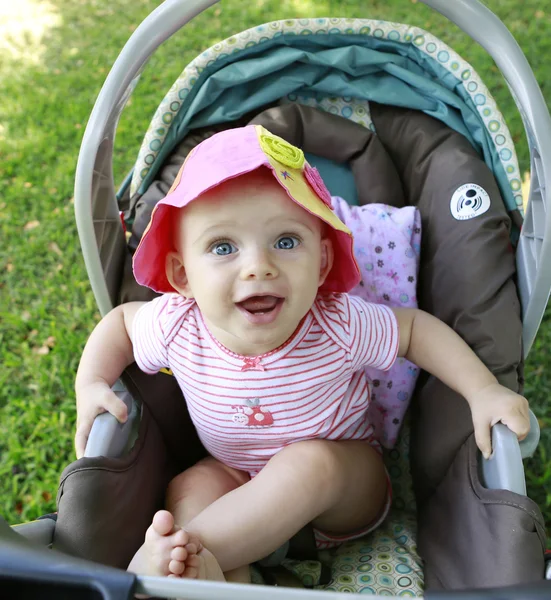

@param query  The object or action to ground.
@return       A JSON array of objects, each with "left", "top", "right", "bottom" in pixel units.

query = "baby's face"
[{"left": 169, "top": 172, "right": 332, "bottom": 356}]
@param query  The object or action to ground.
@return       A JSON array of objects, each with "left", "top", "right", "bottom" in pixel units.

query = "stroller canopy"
[{"left": 130, "top": 18, "right": 523, "bottom": 224}]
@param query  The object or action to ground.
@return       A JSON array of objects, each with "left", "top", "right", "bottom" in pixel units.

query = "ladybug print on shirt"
[{"left": 232, "top": 398, "right": 274, "bottom": 427}]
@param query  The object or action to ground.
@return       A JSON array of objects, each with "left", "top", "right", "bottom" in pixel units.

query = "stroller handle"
[
  {"left": 133, "top": 575, "right": 551, "bottom": 600},
  {"left": 75, "top": 0, "right": 551, "bottom": 355},
  {"left": 74, "top": 0, "right": 220, "bottom": 317}
]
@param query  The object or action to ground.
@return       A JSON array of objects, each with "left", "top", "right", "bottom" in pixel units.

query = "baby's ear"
[
  {"left": 166, "top": 252, "right": 193, "bottom": 298},
  {"left": 318, "top": 237, "right": 334, "bottom": 287}
]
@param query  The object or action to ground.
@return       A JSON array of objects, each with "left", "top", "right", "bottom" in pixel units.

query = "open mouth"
[
  {"left": 235, "top": 295, "right": 285, "bottom": 324},
  {"left": 236, "top": 295, "right": 283, "bottom": 315}
]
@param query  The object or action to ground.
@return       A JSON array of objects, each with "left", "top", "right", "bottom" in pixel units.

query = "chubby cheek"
[
  {"left": 187, "top": 262, "right": 234, "bottom": 309},
  {"left": 287, "top": 264, "right": 322, "bottom": 307},
  {"left": 286, "top": 252, "right": 321, "bottom": 283}
]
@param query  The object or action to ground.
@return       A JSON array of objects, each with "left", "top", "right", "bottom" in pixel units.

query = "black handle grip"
[{"left": 0, "top": 517, "right": 136, "bottom": 600}]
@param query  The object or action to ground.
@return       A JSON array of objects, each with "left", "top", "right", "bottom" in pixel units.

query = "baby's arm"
[
  {"left": 394, "top": 308, "right": 530, "bottom": 459},
  {"left": 74, "top": 302, "right": 145, "bottom": 458}
]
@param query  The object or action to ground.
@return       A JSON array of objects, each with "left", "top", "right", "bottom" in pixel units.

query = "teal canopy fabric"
[{"left": 138, "top": 33, "right": 516, "bottom": 215}]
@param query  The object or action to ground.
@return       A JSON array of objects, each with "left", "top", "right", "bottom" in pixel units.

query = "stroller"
[{"left": 2, "top": 0, "right": 551, "bottom": 598}]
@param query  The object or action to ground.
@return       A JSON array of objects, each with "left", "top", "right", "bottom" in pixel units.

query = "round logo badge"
[{"left": 450, "top": 183, "right": 491, "bottom": 220}]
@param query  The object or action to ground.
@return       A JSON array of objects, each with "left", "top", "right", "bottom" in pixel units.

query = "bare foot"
[
  {"left": 180, "top": 546, "right": 225, "bottom": 582},
  {"left": 127, "top": 510, "right": 202, "bottom": 577}
]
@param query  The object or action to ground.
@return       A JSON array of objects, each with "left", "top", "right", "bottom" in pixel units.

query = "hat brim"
[{"left": 133, "top": 125, "right": 360, "bottom": 294}]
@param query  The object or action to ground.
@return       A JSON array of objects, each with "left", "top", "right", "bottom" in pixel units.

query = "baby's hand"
[
  {"left": 467, "top": 383, "right": 530, "bottom": 459},
  {"left": 75, "top": 381, "right": 128, "bottom": 459}
]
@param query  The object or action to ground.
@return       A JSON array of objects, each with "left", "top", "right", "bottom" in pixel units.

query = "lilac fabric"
[{"left": 333, "top": 197, "right": 422, "bottom": 448}]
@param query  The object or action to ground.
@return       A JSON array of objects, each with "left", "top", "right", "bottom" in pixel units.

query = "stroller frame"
[
  {"left": 75, "top": 0, "right": 551, "bottom": 354},
  {"left": 76, "top": 0, "right": 548, "bottom": 531}
]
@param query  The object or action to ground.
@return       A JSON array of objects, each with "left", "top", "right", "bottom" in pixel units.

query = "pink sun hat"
[{"left": 133, "top": 124, "right": 361, "bottom": 294}]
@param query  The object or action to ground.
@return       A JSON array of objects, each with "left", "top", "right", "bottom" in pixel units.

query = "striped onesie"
[{"left": 133, "top": 292, "right": 399, "bottom": 547}]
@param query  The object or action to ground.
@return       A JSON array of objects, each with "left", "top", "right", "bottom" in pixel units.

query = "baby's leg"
[
  {"left": 127, "top": 457, "right": 250, "bottom": 581},
  {"left": 184, "top": 439, "right": 387, "bottom": 574},
  {"left": 166, "top": 457, "right": 251, "bottom": 583}
]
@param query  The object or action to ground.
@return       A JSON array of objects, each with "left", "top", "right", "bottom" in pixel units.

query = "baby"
[{"left": 74, "top": 125, "right": 530, "bottom": 583}]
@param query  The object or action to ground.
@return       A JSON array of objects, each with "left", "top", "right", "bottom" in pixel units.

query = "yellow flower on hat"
[{"left": 258, "top": 130, "right": 305, "bottom": 170}]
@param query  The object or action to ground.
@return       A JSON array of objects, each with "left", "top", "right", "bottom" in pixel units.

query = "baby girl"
[{"left": 74, "top": 125, "right": 529, "bottom": 583}]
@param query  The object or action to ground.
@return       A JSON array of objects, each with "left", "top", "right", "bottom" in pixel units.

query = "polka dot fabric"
[
  {"left": 334, "top": 198, "right": 422, "bottom": 448},
  {"left": 316, "top": 512, "right": 422, "bottom": 596},
  {"left": 281, "top": 93, "right": 376, "bottom": 132}
]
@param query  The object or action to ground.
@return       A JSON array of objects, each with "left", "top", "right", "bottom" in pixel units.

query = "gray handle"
[
  {"left": 420, "top": 0, "right": 551, "bottom": 356},
  {"left": 84, "top": 382, "right": 141, "bottom": 458},
  {"left": 74, "top": 0, "right": 219, "bottom": 316},
  {"left": 480, "top": 409, "right": 540, "bottom": 495}
]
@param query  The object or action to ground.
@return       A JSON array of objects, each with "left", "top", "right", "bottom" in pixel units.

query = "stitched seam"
[{"left": 467, "top": 438, "right": 545, "bottom": 524}]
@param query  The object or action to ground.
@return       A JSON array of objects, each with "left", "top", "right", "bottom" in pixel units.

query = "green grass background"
[{"left": 1, "top": 0, "right": 551, "bottom": 536}]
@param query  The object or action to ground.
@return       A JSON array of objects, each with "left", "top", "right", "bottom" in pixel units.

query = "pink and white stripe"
[{"left": 133, "top": 293, "right": 399, "bottom": 476}]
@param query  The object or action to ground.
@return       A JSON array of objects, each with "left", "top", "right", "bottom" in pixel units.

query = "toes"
[
  {"left": 181, "top": 554, "right": 201, "bottom": 579},
  {"left": 184, "top": 542, "right": 199, "bottom": 555},
  {"left": 151, "top": 510, "right": 175, "bottom": 536},
  {"left": 169, "top": 559, "right": 186, "bottom": 576},
  {"left": 173, "top": 529, "right": 189, "bottom": 547},
  {"left": 139, "top": 512, "right": 205, "bottom": 579},
  {"left": 171, "top": 546, "right": 188, "bottom": 562},
  {"left": 187, "top": 555, "right": 200, "bottom": 569},
  {"left": 172, "top": 530, "right": 202, "bottom": 554},
  {"left": 187, "top": 532, "right": 202, "bottom": 551},
  {"left": 173, "top": 529, "right": 202, "bottom": 551}
]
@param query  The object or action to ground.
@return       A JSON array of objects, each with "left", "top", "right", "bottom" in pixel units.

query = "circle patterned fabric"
[
  {"left": 285, "top": 511, "right": 423, "bottom": 596},
  {"left": 251, "top": 423, "right": 423, "bottom": 595}
]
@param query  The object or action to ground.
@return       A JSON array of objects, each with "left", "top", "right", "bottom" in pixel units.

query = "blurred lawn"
[{"left": 1, "top": 0, "right": 551, "bottom": 535}]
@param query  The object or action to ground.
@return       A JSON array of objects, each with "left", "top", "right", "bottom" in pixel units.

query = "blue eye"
[
  {"left": 276, "top": 236, "right": 299, "bottom": 250},
  {"left": 211, "top": 242, "right": 236, "bottom": 256}
]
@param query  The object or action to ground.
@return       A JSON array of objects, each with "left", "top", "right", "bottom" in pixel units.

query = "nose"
[{"left": 240, "top": 248, "right": 279, "bottom": 281}]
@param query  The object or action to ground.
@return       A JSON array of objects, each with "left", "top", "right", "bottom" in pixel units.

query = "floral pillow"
[{"left": 332, "top": 197, "right": 422, "bottom": 448}]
